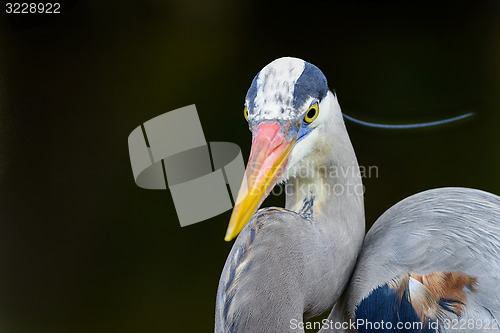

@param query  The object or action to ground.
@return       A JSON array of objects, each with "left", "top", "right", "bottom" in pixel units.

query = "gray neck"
[
  {"left": 285, "top": 100, "right": 365, "bottom": 245},
  {"left": 284, "top": 146, "right": 365, "bottom": 235},
  {"left": 214, "top": 95, "right": 367, "bottom": 333},
  {"left": 284, "top": 97, "right": 366, "bottom": 314}
]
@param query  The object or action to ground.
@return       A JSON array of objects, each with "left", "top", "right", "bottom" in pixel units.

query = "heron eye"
[
  {"left": 304, "top": 103, "right": 319, "bottom": 123},
  {"left": 244, "top": 106, "right": 249, "bottom": 121}
]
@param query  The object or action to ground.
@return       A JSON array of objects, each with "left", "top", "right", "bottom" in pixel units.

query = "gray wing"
[
  {"left": 215, "top": 207, "right": 348, "bottom": 333},
  {"left": 331, "top": 187, "right": 500, "bottom": 333}
]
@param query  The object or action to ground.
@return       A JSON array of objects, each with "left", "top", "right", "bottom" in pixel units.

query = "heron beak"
[{"left": 224, "top": 122, "right": 296, "bottom": 241}]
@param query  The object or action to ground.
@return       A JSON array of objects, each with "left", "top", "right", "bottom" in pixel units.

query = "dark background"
[{"left": 0, "top": 1, "right": 499, "bottom": 332}]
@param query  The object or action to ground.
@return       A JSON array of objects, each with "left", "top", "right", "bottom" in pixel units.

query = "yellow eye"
[
  {"left": 244, "top": 106, "right": 249, "bottom": 121},
  {"left": 304, "top": 103, "right": 319, "bottom": 123}
]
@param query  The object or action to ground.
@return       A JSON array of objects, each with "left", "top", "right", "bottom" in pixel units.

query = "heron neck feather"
[{"left": 284, "top": 97, "right": 365, "bottom": 238}]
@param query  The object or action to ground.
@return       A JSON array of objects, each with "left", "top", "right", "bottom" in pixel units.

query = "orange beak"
[{"left": 224, "top": 123, "right": 296, "bottom": 241}]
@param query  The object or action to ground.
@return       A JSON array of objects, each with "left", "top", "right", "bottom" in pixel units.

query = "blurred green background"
[{"left": 0, "top": 1, "right": 499, "bottom": 332}]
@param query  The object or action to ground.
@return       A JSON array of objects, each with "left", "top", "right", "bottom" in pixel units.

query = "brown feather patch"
[
  {"left": 410, "top": 272, "right": 477, "bottom": 317},
  {"left": 389, "top": 272, "right": 477, "bottom": 322}
]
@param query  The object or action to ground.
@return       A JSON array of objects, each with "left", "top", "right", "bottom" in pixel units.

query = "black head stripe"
[
  {"left": 292, "top": 62, "right": 329, "bottom": 110},
  {"left": 245, "top": 72, "right": 259, "bottom": 111}
]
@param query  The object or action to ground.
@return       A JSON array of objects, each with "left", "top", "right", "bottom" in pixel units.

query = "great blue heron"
[{"left": 215, "top": 57, "right": 500, "bottom": 332}]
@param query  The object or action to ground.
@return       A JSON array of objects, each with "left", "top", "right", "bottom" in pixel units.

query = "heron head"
[{"left": 225, "top": 57, "right": 336, "bottom": 241}]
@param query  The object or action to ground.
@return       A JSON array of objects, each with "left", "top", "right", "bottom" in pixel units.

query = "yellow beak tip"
[{"left": 224, "top": 227, "right": 237, "bottom": 241}]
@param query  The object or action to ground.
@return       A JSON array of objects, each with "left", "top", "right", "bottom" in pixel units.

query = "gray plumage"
[
  {"left": 326, "top": 187, "right": 500, "bottom": 333},
  {"left": 216, "top": 57, "right": 365, "bottom": 332},
  {"left": 215, "top": 57, "right": 500, "bottom": 333}
]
